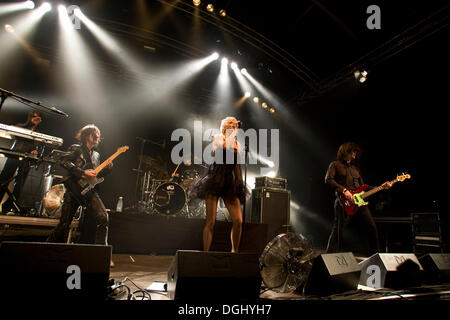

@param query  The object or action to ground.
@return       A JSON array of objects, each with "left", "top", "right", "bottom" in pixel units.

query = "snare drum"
[
  {"left": 181, "top": 169, "right": 200, "bottom": 189},
  {"left": 152, "top": 182, "right": 186, "bottom": 215}
]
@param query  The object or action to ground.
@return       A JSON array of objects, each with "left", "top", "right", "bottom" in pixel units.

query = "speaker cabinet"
[
  {"left": 359, "top": 253, "right": 423, "bottom": 289},
  {"left": 251, "top": 187, "right": 290, "bottom": 242},
  {"left": 167, "top": 250, "right": 261, "bottom": 301},
  {"left": 0, "top": 241, "right": 111, "bottom": 299},
  {"left": 303, "top": 252, "right": 361, "bottom": 296},
  {"left": 419, "top": 253, "right": 450, "bottom": 284}
]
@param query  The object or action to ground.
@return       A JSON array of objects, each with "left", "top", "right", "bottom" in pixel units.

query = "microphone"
[{"left": 50, "top": 106, "right": 69, "bottom": 117}]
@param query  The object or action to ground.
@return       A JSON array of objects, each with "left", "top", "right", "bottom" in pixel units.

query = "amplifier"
[
  {"left": 251, "top": 187, "right": 290, "bottom": 242},
  {"left": 255, "top": 176, "right": 287, "bottom": 190}
]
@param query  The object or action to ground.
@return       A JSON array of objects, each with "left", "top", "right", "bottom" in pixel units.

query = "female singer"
[{"left": 189, "top": 117, "right": 245, "bottom": 252}]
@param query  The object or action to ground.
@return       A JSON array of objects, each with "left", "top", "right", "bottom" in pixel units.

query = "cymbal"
[{"left": 139, "top": 155, "right": 167, "bottom": 167}]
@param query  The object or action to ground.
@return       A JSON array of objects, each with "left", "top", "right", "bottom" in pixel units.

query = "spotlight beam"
[
  {"left": 0, "top": 1, "right": 35, "bottom": 16},
  {"left": 57, "top": 5, "right": 107, "bottom": 112},
  {"left": 73, "top": 9, "right": 146, "bottom": 75},
  {"left": 231, "top": 63, "right": 253, "bottom": 96},
  {"left": 0, "top": 4, "right": 51, "bottom": 66}
]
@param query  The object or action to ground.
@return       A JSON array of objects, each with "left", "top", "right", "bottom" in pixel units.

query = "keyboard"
[{"left": 0, "top": 123, "right": 63, "bottom": 147}]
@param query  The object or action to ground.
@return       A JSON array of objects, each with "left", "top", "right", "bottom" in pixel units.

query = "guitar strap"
[{"left": 81, "top": 145, "right": 95, "bottom": 170}]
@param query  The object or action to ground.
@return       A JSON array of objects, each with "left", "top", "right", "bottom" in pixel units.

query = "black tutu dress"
[{"left": 188, "top": 147, "right": 246, "bottom": 203}]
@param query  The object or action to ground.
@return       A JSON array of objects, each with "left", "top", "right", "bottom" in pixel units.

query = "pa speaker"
[
  {"left": 419, "top": 253, "right": 450, "bottom": 284},
  {"left": 167, "top": 250, "right": 261, "bottom": 301},
  {"left": 251, "top": 187, "right": 290, "bottom": 242},
  {"left": 359, "top": 253, "right": 423, "bottom": 289},
  {"left": 0, "top": 241, "right": 111, "bottom": 299},
  {"left": 303, "top": 252, "right": 361, "bottom": 296}
]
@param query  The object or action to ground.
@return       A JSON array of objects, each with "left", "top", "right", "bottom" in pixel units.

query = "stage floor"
[{"left": 109, "top": 253, "right": 450, "bottom": 301}]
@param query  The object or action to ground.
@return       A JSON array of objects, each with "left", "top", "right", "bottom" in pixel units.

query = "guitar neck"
[
  {"left": 93, "top": 151, "right": 122, "bottom": 174},
  {"left": 360, "top": 179, "right": 397, "bottom": 199}
]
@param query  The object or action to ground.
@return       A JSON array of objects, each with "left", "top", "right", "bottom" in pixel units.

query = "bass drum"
[{"left": 152, "top": 182, "right": 186, "bottom": 215}]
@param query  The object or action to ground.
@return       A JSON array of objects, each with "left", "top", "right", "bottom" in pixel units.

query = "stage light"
[
  {"left": 253, "top": 97, "right": 259, "bottom": 103},
  {"left": 4, "top": 24, "right": 15, "bottom": 33},
  {"left": 244, "top": 91, "right": 251, "bottom": 97},
  {"left": 261, "top": 102, "right": 268, "bottom": 109},
  {"left": 354, "top": 69, "right": 368, "bottom": 83},
  {"left": 41, "top": 2, "right": 51, "bottom": 12},
  {"left": 58, "top": 4, "right": 67, "bottom": 14},
  {"left": 206, "top": 4, "right": 214, "bottom": 12},
  {"left": 230, "top": 62, "right": 237, "bottom": 69},
  {"left": 221, "top": 57, "right": 228, "bottom": 64},
  {"left": 193, "top": 0, "right": 201, "bottom": 6},
  {"left": 240, "top": 68, "right": 247, "bottom": 74},
  {"left": 219, "top": 9, "right": 226, "bottom": 17},
  {"left": 0, "top": 1, "right": 35, "bottom": 15},
  {"left": 211, "top": 52, "right": 219, "bottom": 60},
  {"left": 24, "top": 1, "right": 34, "bottom": 9},
  {"left": 269, "top": 107, "right": 275, "bottom": 114}
]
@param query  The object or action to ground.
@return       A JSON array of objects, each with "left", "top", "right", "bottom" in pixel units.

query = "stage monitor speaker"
[
  {"left": 0, "top": 241, "right": 111, "bottom": 299},
  {"left": 419, "top": 253, "right": 450, "bottom": 284},
  {"left": 359, "top": 253, "right": 423, "bottom": 290},
  {"left": 167, "top": 250, "right": 261, "bottom": 301},
  {"left": 303, "top": 252, "right": 361, "bottom": 296},
  {"left": 251, "top": 187, "right": 290, "bottom": 242}
]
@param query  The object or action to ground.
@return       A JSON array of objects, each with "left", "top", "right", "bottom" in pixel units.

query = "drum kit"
[{"left": 137, "top": 155, "right": 207, "bottom": 218}]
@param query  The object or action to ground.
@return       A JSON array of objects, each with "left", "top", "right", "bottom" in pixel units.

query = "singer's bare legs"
[
  {"left": 223, "top": 195, "right": 242, "bottom": 253},
  {"left": 203, "top": 193, "right": 218, "bottom": 251},
  {"left": 203, "top": 194, "right": 242, "bottom": 252}
]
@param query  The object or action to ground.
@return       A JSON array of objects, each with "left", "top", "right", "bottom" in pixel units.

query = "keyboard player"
[{"left": 0, "top": 110, "right": 43, "bottom": 214}]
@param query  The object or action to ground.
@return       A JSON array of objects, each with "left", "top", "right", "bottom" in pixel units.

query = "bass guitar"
[
  {"left": 339, "top": 174, "right": 411, "bottom": 216},
  {"left": 78, "top": 146, "right": 129, "bottom": 196}
]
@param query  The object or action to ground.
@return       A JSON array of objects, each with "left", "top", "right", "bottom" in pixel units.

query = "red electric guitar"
[{"left": 339, "top": 174, "right": 411, "bottom": 216}]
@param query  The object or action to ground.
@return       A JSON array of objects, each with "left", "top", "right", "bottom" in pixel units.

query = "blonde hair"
[{"left": 220, "top": 116, "right": 238, "bottom": 135}]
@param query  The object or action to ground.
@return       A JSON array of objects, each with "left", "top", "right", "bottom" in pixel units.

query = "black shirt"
[{"left": 325, "top": 160, "right": 366, "bottom": 194}]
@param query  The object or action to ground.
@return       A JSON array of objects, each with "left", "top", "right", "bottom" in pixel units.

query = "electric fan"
[{"left": 259, "top": 232, "right": 315, "bottom": 293}]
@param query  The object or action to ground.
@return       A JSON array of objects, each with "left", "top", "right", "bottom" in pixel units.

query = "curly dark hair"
[
  {"left": 337, "top": 142, "right": 362, "bottom": 162},
  {"left": 75, "top": 124, "right": 101, "bottom": 144}
]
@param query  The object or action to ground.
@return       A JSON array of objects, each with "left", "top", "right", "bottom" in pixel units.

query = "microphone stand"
[
  {"left": 134, "top": 137, "right": 166, "bottom": 212},
  {"left": 0, "top": 87, "right": 69, "bottom": 117},
  {"left": 243, "top": 140, "right": 249, "bottom": 224},
  {"left": 134, "top": 137, "right": 146, "bottom": 212}
]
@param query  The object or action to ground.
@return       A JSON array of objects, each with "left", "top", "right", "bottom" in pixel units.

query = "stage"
[
  {"left": 1, "top": 212, "right": 450, "bottom": 313},
  {"left": 0, "top": 211, "right": 269, "bottom": 254}
]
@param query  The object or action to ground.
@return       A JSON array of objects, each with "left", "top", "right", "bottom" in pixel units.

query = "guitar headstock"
[
  {"left": 396, "top": 173, "right": 411, "bottom": 182},
  {"left": 117, "top": 146, "right": 129, "bottom": 153}
]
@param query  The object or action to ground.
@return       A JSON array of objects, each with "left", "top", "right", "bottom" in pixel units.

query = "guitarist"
[
  {"left": 325, "top": 142, "right": 392, "bottom": 255},
  {"left": 47, "top": 124, "right": 113, "bottom": 247}
]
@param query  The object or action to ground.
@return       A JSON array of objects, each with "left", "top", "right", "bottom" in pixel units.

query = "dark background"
[{"left": 0, "top": 0, "right": 447, "bottom": 251}]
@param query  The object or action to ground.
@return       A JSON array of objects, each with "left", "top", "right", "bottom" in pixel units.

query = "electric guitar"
[
  {"left": 339, "top": 174, "right": 411, "bottom": 216},
  {"left": 78, "top": 146, "right": 129, "bottom": 196}
]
